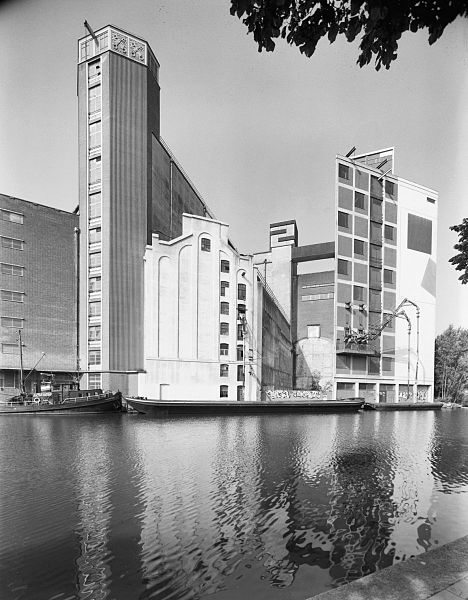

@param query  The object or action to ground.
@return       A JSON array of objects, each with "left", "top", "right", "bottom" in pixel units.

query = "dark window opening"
[
  {"left": 238, "top": 283, "right": 246, "bottom": 301},
  {"left": 355, "top": 192, "right": 365, "bottom": 210},
  {"left": 354, "top": 239, "right": 364, "bottom": 255},
  {"left": 338, "top": 211, "right": 349, "bottom": 228},
  {"left": 338, "top": 259, "right": 349, "bottom": 276},
  {"left": 201, "top": 238, "right": 211, "bottom": 252},
  {"left": 338, "top": 164, "right": 350, "bottom": 180},
  {"left": 221, "top": 260, "right": 230, "bottom": 273}
]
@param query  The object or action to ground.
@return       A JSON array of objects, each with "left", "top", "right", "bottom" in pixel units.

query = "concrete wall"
[
  {"left": 260, "top": 288, "right": 293, "bottom": 395},
  {"left": 151, "top": 137, "right": 208, "bottom": 241},
  {"left": 0, "top": 195, "right": 78, "bottom": 392},
  {"left": 293, "top": 271, "right": 334, "bottom": 392}
]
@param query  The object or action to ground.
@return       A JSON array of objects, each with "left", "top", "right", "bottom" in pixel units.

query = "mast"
[{"left": 18, "top": 329, "right": 25, "bottom": 394}]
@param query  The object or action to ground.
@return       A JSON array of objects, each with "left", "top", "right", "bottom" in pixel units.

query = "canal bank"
[{"left": 309, "top": 534, "right": 468, "bottom": 600}]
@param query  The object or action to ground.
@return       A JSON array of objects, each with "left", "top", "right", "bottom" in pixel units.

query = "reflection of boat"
[
  {"left": 125, "top": 397, "right": 364, "bottom": 416},
  {"left": 0, "top": 390, "right": 122, "bottom": 414},
  {"left": 364, "top": 402, "right": 443, "bottom": 411}
]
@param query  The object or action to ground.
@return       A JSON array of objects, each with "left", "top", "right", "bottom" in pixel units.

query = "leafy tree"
[
  {"left": 449, "top": 218, "right": 468, "bottom": 284},
  {"left": 230, "top": 0, "right": 468, "bottom": 70},
  {"left": 434, "top": 325, "right": 468, "bottom": 402}
]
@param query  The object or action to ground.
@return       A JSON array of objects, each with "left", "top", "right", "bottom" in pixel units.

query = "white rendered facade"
[{"left": 139, "top": 214, "right": 260, "bottom": 401}]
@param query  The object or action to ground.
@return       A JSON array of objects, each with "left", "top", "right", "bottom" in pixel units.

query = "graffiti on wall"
[
  {"left": 398, "top": 389, "right": 428, "bottom": 401},
  {"left": 266, "top": 389, "right": 328, "bottom": 401}
]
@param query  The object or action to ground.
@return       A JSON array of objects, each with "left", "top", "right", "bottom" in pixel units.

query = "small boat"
[
  {"left": 125, "top": 397, "right": 364, "bottom": 416},
  {"left": 0, "top": 390, "right": 122, "bottom": 414}
]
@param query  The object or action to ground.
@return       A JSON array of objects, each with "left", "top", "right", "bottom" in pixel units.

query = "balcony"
[{"left": 336, "top": 339, "right": 380, "bottom": 356}]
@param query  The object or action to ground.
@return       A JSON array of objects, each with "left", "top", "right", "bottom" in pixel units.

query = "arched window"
[{"left": 201, "top": 237, "right": 211, "bottom": 252}]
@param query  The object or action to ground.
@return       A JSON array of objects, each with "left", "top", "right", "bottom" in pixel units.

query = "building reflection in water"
[
  {"left": 72, "top": 422, "right": 113, "bottom": 600},
  {"left": 2, "top": 412, "right": 468, "bottom": 600}
]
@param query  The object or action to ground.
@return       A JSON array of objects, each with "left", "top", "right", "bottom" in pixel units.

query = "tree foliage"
[
  {"left": 449, "top": 218, "right": 468, "bottom": 285},
  {"left": 434, "top": 325, "right": 468, "bottom": 402},
  {"left": 230, "top": 0, "right": 468, "bottom": 70}
]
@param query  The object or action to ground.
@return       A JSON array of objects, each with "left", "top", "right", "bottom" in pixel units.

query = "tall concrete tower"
[
  {"left": 77, "top": 25, "right": 160, "bottom": 393},
  {"left": 77, "top": 25, "right": 211, "bottom": 394}
]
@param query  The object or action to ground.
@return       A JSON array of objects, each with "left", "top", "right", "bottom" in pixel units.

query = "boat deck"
[{"left": 125, "top": 398, "right": 365, "bottom": 416}]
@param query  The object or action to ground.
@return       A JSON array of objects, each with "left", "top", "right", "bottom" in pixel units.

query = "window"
[
  {"left": 237, "top": 303, "right": 246, "bottom": 318},
  {"left": 220, "top": 302, "right": 229, "bottom": 315},
  {"left": 89, "top": 157, "right": 101, "bottom": 185},
  {"left": 88, "top": 325, "right": 101, "bottom": 341},
  {"left": 427, "top": 197, "right": 436, "bottom": 204},
  {"left": 382, "top": 357, "right": 394, "bottom": 372},
  {"left": 88, "top": 60, "right": 101, "bottom": 81},
  {"left": 1, "top": 263, "right": 24, "bottom": 276},
  {"left": 88, "top": 85, "right": 101, "bottom": 114},
  {"left": 98, "top": 31, "right": 108, "bottom": 51},
  {"left": 237, "top": 345, "right": 244, "bottom": 361},
  {"left": 89, "top": 252, "right": 101, "bottom": 268},
  {"left": 355, "top": 192, "right": 365, "bottom": 210},
  {"left": 89, "top": 300, "right": 101, "bottom": 317},
  {"left": 1, "top": 290, "right": 24, "bottom": 302},
  {"left": 89, "top": 193, "right": 101, "bottom": 219},
  {"left": 220, "top": 385, "right": 228, "bottom": 398},
  {"left": 370, "top": 222, "right": 382, "bottom": 243},
  {"left": 220, "top": 364, "right": 229, "bottom": 377},
  {"left": 237, "top": 365, "right": 244, "bottom": 382},
  {"left": 307, "top": 324, "right": 320, "bottom": 338},
  {"left": 220, "top": 343, "right": 229, "bottom": 356},
  {"left": 88, "top": 349, "right": 101, "bottom": 365},
  {"left": 338, "top": 164, "right": 350, "bottom": 180},
  {"left": 89, "top": 121, "right": 101, "bottom": 149},
  {"left": 384, "top": 225, "right": 395, "bottom": 242},
  {"left": 353, "top": 286, "right": 364, "bottom": 302},
  {"left": 354, "top": 239, "right": 364, "bottom": 256},
  {"left": 1, "top": 237, "right": 23, "bottom": 250},
  {"left": 301, "top": 293, "right": 334, "bottom": 301},
  {"left": 220, "top": 260, "right": 230, "bottom": 273},
  {"left": 2, "top": 343, "right": 19, "bottom": 355},
  {"left": 88, "top": 373, "right": 101, "bottom": 389},
  {"left": 201, "top": 238, "right": 211, "bottom": 252},
  {"left": 237, "top": 323, "right": 244, "bottom": 341},
  {"left": 220, "top": 281, "right": 229, "bottom": 296},
  {"left": 89, "top": 276, "right": 101, "bottom": 293},
  {"left": 1, "top": 316, "right": 23, "bottom": 328},
  {"left": 220, "top": 322, "right": 229, "bottom": 335},
  {"left": 370, "top": 197, "right": 382, "bottom": 221},
  {"left": 237, "top": 283, "right": 246, "bottom": 301},
  {"left": 370, "top": 244, "right": 382, "bottom": 263},
  {"left": 1, "top": 210, "right": 23, "bottom": 224},
  {"left": 89, "top": 228, "right": 101, "bottom": 244},
  {"left": 337, "top": 259, "right": 349, "bottom": 276},
  {"left": 338, "top": 211, "right": 349, "bottom": 228},
  {"left": 384, "top": 269, "right": 395, "bottom": 285},
  {"left": 385, "top": 181, "right": 395, "bottom": 196}
]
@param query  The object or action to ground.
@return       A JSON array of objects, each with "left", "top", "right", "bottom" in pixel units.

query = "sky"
[{"left": 1, "top": 0, "right": 468, "bottom": 334}]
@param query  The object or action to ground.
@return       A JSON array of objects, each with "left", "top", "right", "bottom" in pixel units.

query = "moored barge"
[
  {"left": 0, "top": 391, "right": 122, "bottom": 414},
  {"left": 125, "top": 397, "right": 364, "bottom": 416}
]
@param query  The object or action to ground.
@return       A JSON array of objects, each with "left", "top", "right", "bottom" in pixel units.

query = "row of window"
[
  {"left": 89, "top": 325, "right": 101, "bottom": 341},
  {"left": 220, "top": 364, "right": 244, "bottom": 380},
  {"left": 88, "top": 373, "right": 101, "bottom": 389},
  {"left": 89, "top": 193, "right": 101, "bottom": 219},
  {"left": 220, "top": 282, "right": 246, "bottom": 300},
  {"left": 301, "top": 293, "right": 334, "bottom": 302},
  {"left": 1, "top": 316, "right": 23, "bottom": 328},
  {"left": 2, "top": 343, "right": 20, "bottom": 355},
  {"left": 338, "top": 164, "right": 395, "bottom": 196},
  {"left": 220, "top": 344, "right": 244, "bottom": 359},
  {"left": 220, "top": 322, "right": 245, "bottom": 339},
  {"left": 89, "top": 121, "right": 101, "bottom": 150},
  {"left": 338, "top": 211, "right": 396, "bottom": 241},
  {"left": 1, "top": 237, "right": 24, "bottom": 250},
  {"left": 89, "top": 157, "right": 101, "bottom": 185},
  {"left": 89, "top": 276, "right": 101, "bottom": 292},
  {"left": 1, "top": 263, "right": 24, "bottom": 276},
  {"left": 1, "top": 210, "right": 23, "bottom": 224},
  {"left": 337, "top": 259, "right": 395, "bottom": 284},
  {"left": 1, "top": 290, "right": 24, "bottom": 302}
]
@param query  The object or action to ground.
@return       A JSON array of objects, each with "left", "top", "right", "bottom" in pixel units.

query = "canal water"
[{"left": 1, "top": 410, "right": 468, "bottom": 600}]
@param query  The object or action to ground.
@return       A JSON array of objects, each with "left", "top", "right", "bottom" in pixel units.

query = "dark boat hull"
[
  {"left": 364, "top": 402, "right": 443, "bottom": 411},
  {"left": 125, "top": 398, "right": 364, "bottom": 416},
  {"left": 0, "top": 392, "right": 122, "bottom": 414}
]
